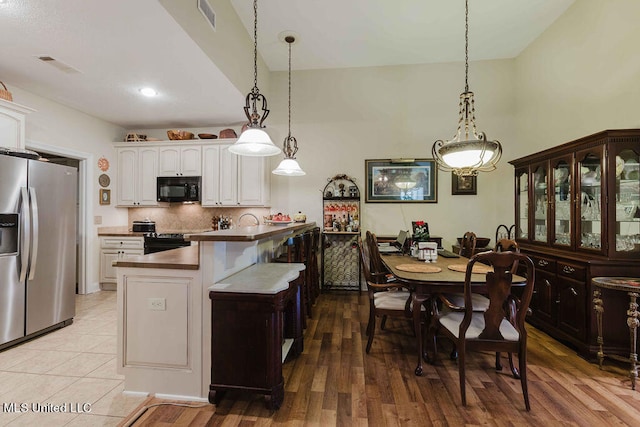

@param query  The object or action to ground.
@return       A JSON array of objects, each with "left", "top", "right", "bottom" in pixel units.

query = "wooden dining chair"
[
  {"left": 459, "top": 231, "right": 477, "bottom": 258},
  {"left": 435, "top": 251, "right": 535, "bottom": 411},
  {"left": 357, "top": 236, "right": 419, "bottom": 353}
]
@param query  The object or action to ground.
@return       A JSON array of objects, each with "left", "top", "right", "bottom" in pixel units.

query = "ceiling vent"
[
  {"left": 197, "top": 0, "right": 216, "bottom": 31},
  {"left": 36, "top": 56, "right": 81, "bottom": 74}
]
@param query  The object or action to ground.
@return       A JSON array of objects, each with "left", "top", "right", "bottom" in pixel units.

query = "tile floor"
[{"left": 0, "top": 291, "right": 147, "bottom": 426}]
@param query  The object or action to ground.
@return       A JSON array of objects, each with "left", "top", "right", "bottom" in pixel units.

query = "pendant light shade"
[
  {"left": 273, "top": 158, "right": 305, "bottom": 176},
  {"left": 272, "top": 34, "right": 306, "bottom": 176},
  {"left": 432, "top": 0, "right": 502, "bottom": 176},
  {"left": 230, "top": 0, "right": 281, "bottom": 157}
]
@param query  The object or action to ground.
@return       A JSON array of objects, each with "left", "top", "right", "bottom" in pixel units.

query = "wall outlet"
[
  {"left": 94, "top": 215, "right": 102, "bottom": 225},
  {"left": 148, "top": 297, "right": 166, "bottom": 311}
]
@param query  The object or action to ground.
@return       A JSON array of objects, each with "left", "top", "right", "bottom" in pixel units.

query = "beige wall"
[
  {"left": 264, "top": 60, "right": 517, "bottom": 249},
  {"left": 515, "top": 0, "right": 640, "bottom": 153}
]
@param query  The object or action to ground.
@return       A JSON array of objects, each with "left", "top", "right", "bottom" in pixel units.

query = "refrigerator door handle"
[
  {"left": 19, "top": 187, "right": 31, "bottom": 282},
  {"left": 28, "top": 187, "right": 39, "bottom": 280}
]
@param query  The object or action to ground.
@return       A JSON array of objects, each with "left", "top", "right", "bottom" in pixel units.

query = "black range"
[{"left": 143, "top": 233, "right": 190, "bottom": 254}]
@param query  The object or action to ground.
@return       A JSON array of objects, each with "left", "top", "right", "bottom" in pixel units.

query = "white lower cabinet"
[{"left": 100, "top": 237, "right": 144, "bottom": 285}]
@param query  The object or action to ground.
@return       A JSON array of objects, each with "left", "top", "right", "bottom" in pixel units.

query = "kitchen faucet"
[{"left": 238, "top": 213, "right": 260, "bottom": 226}]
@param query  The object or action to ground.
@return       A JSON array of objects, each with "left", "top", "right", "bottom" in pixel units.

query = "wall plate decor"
[
  {"left": 451, "top": 172, "right": 477, "bottom": 195},
  {"left": 98, "top": 173, "right": 110, "bottom": 188},
  {"left": 365, "top": 159, "right": 437, "bottom": 203},
  {"left": 98, "top": 156, "right": 109, "bottom": 172},
  {"left": 99, "top": 188, "right": 111, "bottom": 205}
]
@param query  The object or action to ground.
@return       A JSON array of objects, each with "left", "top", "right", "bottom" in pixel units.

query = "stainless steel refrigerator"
[{"left": 0, "top": 151, "right": 77, "bottom": 348}]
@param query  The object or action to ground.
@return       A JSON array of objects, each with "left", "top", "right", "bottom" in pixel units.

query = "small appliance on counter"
[{"left": 132, "top": 219, "right": 156, "bottom": 233}]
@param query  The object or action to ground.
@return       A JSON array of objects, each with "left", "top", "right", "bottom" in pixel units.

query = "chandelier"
[
  {"left": 229, "top": 0, "right": 281, "bottom": 157},
  {"left": 272, "top": 35, "right": 305, "bottom": 176},
  {"left": 432, "top": 0, "right": 502, "bottom": 176}
]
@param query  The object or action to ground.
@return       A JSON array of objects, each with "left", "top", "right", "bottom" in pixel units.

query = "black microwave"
[{"left": 157, "top": 176, "right": 201, "bottom": 203}]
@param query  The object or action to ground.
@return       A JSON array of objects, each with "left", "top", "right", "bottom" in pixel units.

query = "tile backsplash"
[{"left": 129, "top": 205, "right": 271, "bottom": 233}]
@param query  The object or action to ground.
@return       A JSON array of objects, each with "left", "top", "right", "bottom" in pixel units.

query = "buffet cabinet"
[{"left": 509, "top": 129, "right": 640, "bottom": 359}]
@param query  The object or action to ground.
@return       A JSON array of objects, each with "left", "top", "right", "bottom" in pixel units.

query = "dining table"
[{"left": 380, "top": 252, "right": 526, "bottom": 376}]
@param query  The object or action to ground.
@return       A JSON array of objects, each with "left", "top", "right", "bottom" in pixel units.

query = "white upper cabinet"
[
  {"left": 201, "top": 144, "right": 270, "bottom": 207},
  {"left": 118, "top": 140, "right": 269, "bottom": 208},
  {"left": 158, "top": 145, "right": 201, "bottom": 176},
  {"left": 238, "top": 156, "right": 270, "bottom": 206},
  {"left": 0, "top": 99, "right": 34, "bottom": 150},
  {"left": 202, "top": 144, "right": 237, "bottom": 206},
  {"left": 116, "top": 146, "right": 158, "bottom": 206}
]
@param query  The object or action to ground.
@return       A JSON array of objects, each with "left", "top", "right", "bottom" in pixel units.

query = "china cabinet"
[
  {"left": 321, "top": 174, "right": 361, "bottom": 291},
  {"left": 510, "top": 129, "right": 640, "bottom": 359}
]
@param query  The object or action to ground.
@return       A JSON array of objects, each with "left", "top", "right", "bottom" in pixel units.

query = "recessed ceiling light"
[{"left": 139, "top": 87, "right": 157, "bottom": 97}]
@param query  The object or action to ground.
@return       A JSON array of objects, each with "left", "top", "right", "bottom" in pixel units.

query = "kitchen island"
[{"left": 114, "top": 222, "right": 315, "bottom": 401}]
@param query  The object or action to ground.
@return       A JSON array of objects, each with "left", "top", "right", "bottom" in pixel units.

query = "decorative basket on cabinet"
[{"left": 0, "top": 81, "right": 13, "bottom": 102}]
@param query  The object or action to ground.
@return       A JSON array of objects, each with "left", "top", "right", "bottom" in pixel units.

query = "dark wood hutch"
[{"left": 509, "top": 129, "right": 640, "bottom": 360}]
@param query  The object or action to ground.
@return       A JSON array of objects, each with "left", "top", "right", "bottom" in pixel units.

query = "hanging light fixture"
[
  {"left": 273, "top": 35, "right": 306, "bottom": 176},
  {"left": 432, "top": 0, "right": 502, "bottom": 176},
  {"left": 229, "top": 0, "right": 281, "bottom": 157}
]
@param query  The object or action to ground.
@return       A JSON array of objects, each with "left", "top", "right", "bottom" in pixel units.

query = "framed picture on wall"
[
  {"left": 100, "top": 188, "right": 111, "bottom": 205},
  {"left": 451, "top": 172, "right": 477, "bottom": 195},
  {"left": 365, "top": 159, "right": 438, "bottom": 203}
]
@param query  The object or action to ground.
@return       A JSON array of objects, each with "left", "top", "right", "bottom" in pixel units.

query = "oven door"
[{"left": 144, "top": 237, "right": 190, "bottom": 254}]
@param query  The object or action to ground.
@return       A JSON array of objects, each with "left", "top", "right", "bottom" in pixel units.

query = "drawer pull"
[
  {"left": 544, "top": 279, "right": 551, "bottom": 288},
  {"left": 538, "top": 259, "right": 549, "bottom": 267},
  {"left": 570, "top": 287, "right": 578, "bottom": 297},
  {"left": 562, "top": 265, "right": 575, "bottom": 274}
]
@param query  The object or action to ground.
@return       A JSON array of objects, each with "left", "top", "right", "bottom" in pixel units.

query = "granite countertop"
[
  {"left": 97, "top": 226, "right": 146, "bottom": 237},
  {"left": 113, "top": 244, "right": 199, "bottom": 270},
  {"left": 186, "top": 222, "right": 316, "bottom": 242},
  {"left": 97, "top": 226, "right": 212, "bottom": 236}
]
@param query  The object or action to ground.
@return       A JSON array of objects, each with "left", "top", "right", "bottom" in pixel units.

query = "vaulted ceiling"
[{"left": 0, "top": 0, "right": 574, "bottom": 129}]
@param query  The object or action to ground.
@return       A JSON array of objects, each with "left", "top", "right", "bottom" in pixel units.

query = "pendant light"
[
  {"left": 273, "top": 35, "right": 306, "bottom": 176},
  {"left": 229, "top": 0, "right": 281, "bottom": 157},
  {"left": 432, "top": 0, "right": 502, "bottom": 176}
]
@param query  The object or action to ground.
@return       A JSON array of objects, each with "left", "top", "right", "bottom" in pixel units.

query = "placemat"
[
  {"left": 448, "top": 263, "right": 493, "bottom": 274},
  {"left": 395, "top": 264, "right": 442, "bottom": 273}
]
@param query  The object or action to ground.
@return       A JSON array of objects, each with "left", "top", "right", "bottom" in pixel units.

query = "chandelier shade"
[
  {"left": 272, "top": 34, "right": 306, "bottom": 176},
  {"left": 431, "top": 0, "right": 502, "bottom": 176},
  {"left": 230, "top": 0, "right": 281, "bottom": 157}
]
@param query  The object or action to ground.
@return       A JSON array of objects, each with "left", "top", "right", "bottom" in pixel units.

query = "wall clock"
[{"left": 98, "top": 173, "right": 111, "bottom": 188}]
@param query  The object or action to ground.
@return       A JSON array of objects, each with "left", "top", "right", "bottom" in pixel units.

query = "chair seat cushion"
[
  {"left": 441, "top": 292, "right": 490, "bottom": 311},
  {"left": 374, "top": 291, "right": 425, "bottom": 311},
  {"left": 438, "top": 311, "right": 520, "bottom": 341}
]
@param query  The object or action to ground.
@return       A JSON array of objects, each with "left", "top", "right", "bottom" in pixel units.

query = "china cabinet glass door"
[
  {"left": 516, "top": 169, "right": 529, "bottom": 240},
  {"left": 532, "top": 163, "right": 548, "bottom": 243},
  {"left": 551, "top": 156, "right": 573, "bottom": 248},
  {"left": 577, "top": 149, "right": 604, "bottom": 253},
  {"left": 613, "top": 147, "right": 640, "bottom": 255}
]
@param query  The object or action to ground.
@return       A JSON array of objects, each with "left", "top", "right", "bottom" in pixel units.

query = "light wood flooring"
[{"left": 121, "top": 292, "right": 640, "bottom": 426}]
